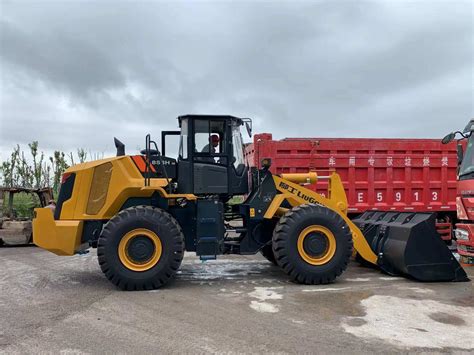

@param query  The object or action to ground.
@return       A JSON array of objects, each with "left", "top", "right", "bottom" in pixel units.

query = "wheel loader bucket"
[{"left": 352, "top": 211, "right": 469, "bottom": 282}]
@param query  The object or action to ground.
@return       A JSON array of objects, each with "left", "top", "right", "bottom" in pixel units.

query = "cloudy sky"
[{"left": 0, "top": 0, "right": 473, "bottom": 159}]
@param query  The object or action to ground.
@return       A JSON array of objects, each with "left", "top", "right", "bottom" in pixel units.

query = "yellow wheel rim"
[
  {"left": 118, "top": 228, "right": 162, "bottom": 272},
  {"left": 297, "top": 225, "right": 336, "bottom": 265}
]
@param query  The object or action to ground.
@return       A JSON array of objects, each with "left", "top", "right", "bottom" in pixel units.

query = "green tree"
[
  {"left": 28, "top": 141, "right": 45, "bottom": 189},
  {"left": 0, "top": 142, "right": 89, "bottom": 193},
  {"left": 50, "top": 151, "right": 70, "bottom": 194},
  {"left": 77, "top": 148, "right": 87, "bottom": 163},
  {"left": 1, "top": 146, "right": 21, "bottom": 187}
]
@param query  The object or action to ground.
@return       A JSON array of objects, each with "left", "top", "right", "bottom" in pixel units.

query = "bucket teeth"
[{"left": 353, "top": 211, "right": 469, "bottom": 282}]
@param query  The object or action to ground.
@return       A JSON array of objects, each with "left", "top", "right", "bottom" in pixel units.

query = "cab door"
[{"left": 192, "top": 119, "right": 229, "bottom": 194}]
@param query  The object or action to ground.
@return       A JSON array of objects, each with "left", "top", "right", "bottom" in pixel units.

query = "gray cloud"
[
  {"left": 0, "top": 0, "right": 472, "bottom": 160},
  {"left": 1, "top": 20, "right": 126, "bottom": 100}
]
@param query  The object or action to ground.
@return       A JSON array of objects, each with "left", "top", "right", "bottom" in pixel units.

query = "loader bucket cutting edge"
[{"left": 352, "top": 211, "right": 469, "bottom": 282}]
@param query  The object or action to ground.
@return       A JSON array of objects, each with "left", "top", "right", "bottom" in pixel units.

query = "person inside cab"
[{"left": 201, "top": 134, "right": 220, "bottom": 154}]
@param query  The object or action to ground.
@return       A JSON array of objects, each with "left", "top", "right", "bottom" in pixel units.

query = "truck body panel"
[{"left": 245, "top": 133, "right": 459, "bottom": 239}]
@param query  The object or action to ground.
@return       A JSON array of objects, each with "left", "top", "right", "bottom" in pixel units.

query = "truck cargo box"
[{"left": 244, "top": 134, "right": 458, "bottom": 239}]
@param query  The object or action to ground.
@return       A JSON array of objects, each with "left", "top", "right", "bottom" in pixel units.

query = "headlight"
[{"left": 455, "top": 228, "right": 470, "bottom": 241}]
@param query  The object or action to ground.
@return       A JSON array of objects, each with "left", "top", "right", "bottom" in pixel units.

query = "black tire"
[
  {"left": 97, "top": 206, "right": 184, "bottom": 290},
  {"left": 260, "top": 244, "right": 277, "bottom": 265},
  {"left": 272, "top": 204, "right": 353, "bottom": 284}
]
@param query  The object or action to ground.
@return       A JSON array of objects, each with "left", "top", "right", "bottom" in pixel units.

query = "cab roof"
[{"left": 178, "top": 114, "right": 243, "bottom": 123}]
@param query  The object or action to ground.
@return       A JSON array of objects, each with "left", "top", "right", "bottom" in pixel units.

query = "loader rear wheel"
[
  {"left": 272, "top": 204, "right": 353, "bottom": 284},
  {"left": 97, "top": 206, "right": 184, "bottom": 290}
]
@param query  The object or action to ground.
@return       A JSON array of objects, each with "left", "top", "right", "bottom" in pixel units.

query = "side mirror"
[
  {"left": 457, "top": 144, "right": 464, "bottom": 165},
  {"left": 441, "top": 132, "right": 455, "bottom": 144},
  {"left": 245, "top": 122, "right": 252, "bottom": 138}
]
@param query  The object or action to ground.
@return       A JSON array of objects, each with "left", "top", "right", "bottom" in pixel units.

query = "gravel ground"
[{"left": 0, "top": 246, "right": 473, "bottom": 354}]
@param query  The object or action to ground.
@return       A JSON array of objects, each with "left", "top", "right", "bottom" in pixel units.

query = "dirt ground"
[{"left": 0, "top": 247, "right": 473, "bottom": 354}]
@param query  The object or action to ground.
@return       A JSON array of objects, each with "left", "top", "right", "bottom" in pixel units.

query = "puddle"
[
  {"left": 248, "top": 286, "right": 283, "bottom": 313},
  {"left": 342, "top": 295, "right": 474, "bottom": 349}
]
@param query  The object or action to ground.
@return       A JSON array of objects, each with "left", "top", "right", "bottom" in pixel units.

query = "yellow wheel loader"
[{"left": 33, "top": 115, "right": 468, "bottom": 290}]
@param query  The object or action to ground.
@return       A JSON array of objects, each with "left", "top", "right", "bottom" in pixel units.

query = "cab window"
[
  {"left": 194, "top": 120, "right": 226, "bottom": 155},
  {"left": 179, "top": 119, "right": 188, "bottom": 160}
]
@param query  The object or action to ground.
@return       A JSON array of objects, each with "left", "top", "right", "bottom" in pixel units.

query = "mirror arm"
[{"left": 459, "top": 131, "right": 470, "bottom": 139}]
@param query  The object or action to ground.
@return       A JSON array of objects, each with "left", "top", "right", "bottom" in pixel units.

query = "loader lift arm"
[
  {"left": 248, "top": 168, "right": 467, "bottom": 282},
  {"left": 262, "top": 172, "right": 378, "bottom": 265}
]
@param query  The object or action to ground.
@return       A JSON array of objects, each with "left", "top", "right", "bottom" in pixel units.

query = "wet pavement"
[{"left": 0, "top": 247, "right": 473, "bottom": 354}]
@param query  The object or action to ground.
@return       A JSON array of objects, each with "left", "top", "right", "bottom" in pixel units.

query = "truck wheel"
[
  {"left": 260, "top": 244, "right": 277, "bottom": 265},
  {"left": 272, "top": 204, "right": 353, "bottom": 284},
  {"left": 97, "top": 206, "right": 184, "bottom": 290}
]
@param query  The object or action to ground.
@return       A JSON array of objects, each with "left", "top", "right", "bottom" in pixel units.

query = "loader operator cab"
[{"left": 161, "top": 115, "right": 251, "bottom": 196}]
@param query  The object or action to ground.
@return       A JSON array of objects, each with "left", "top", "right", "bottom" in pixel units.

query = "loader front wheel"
[
  {"left": 97, "top": 206, "right": 184, "bottom": 290},
  {"left": 272, "top": 204, "right": 353, "bottom": 284}
]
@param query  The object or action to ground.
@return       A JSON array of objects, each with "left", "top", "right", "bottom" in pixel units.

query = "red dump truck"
[
  {"left": 442, "top": 120, "right": 474, "bottom": 264},
  {"left": 244, "top": 133, "right": 458, "bottom": 240}
]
